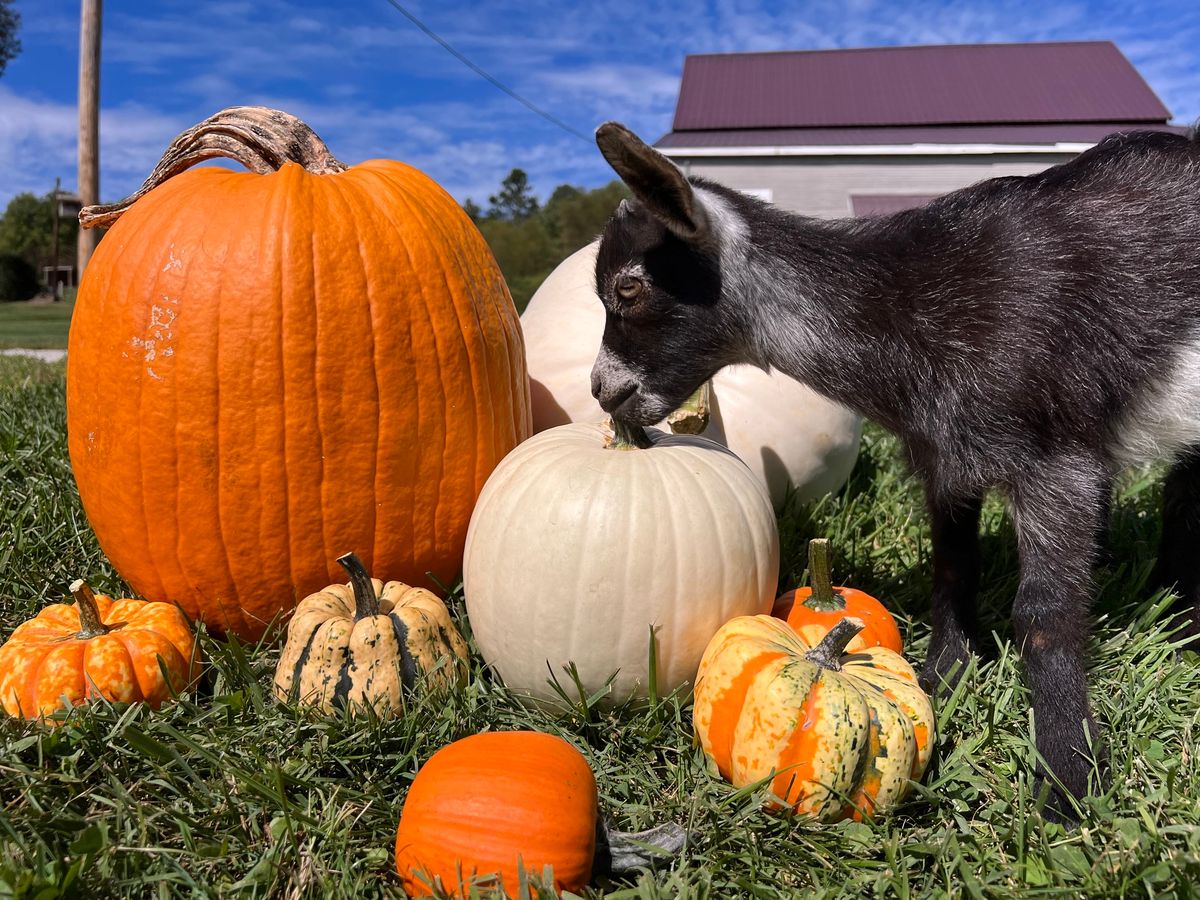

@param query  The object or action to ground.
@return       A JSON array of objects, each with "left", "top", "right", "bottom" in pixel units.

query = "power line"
[{"left": 380, "top": 0, "right": 592, "bottom": 144}]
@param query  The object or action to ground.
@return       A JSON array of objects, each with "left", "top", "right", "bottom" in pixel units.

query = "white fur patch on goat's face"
[
  {"left": 690, "top": 185, "right": 818, "bottom": 372},
  {"left": 1111, "top": 335, "right": 1200, "bottom": 465}
]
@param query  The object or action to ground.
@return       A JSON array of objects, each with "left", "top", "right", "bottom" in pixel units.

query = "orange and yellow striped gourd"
[
  {"left": 693, "top": 615, "right": 934, "bottom": 821},
  {"left": 0, "top": 581, "right": 201, "bottom": 721}
]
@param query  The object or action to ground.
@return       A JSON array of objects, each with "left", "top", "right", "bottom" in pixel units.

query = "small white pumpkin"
[
  {"left": 463, "top": 420, "right": 779, "bottom": 706},
  {"left": 521, "top": 242, "right": 863, "bottom": 508}
]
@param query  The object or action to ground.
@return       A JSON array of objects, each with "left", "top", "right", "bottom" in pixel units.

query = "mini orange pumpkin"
[
  {"left": 395, "top": 731, "right": 598, "bottom": 896},
  {"left": 0, "top": 581, "right": 201, "bottom": 721},
  {"left": 773, "top": 538, "right": 903, "bottom": 653}
]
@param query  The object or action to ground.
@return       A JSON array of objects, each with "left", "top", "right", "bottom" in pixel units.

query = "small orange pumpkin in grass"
[
  {"left": 395, "top": 731, "right": 688, "bottom": 896},
  {"left": 773, "top": 538, "right": 903, "bottom": 653},
  {"left": 396, "top": 731, "right": 598, "bottom": 896},
  {"left": 694, "top": 615, "right": 934, "bottom": 822},
  {"left": 0, "top": 581, "right": 201, "bottom": 721}
]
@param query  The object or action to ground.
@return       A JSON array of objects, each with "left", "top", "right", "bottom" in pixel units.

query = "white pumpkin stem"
[
  {"left": 80, "top": 106, "right": 348, "bottom": 230},
  {"left": 607, "top": 418, "right": 654, "bottom": 450},
  {"left": 337, "top": 552, "right": 381, "bottom": 621},
  {"left": 69, "top": 579, "right": 111, "bottom": 639},
  {"left": 804, "top": 538, "right": 845, "bottom": 613},
  {"left": 666, "top": 381, "right": 712, "bottom": 435},
  {"left": 596, "top": 820, "right": 689, "bottom": 874},
  {"left": 804, "top": 617, "right": 864, "bottom": 671}
]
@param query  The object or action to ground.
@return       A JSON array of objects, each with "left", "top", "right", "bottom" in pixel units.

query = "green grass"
[
  {"left": 1, "top": 356, "right": 1197, "bottom": 898},
  {"left": 0, "top": 297, "right": 75, "bottom": 349}
]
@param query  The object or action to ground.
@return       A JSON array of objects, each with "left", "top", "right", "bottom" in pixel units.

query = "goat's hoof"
[{"left": 1033, "top": 777, "right": 1083, "bottom": 829}]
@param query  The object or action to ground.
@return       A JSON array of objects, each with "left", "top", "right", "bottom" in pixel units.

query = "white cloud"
[
  {"left": 0, "top": 86, "right": 187, "bottom": 200},
  {"left": 0, "top": 82, "right": 602, "bottom": 210},
  {"left": 534, "top": 63, "right": 682, "bottom": 118}
]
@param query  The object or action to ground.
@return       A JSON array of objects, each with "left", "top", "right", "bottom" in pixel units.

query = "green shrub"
[{"left": 0, "top": 253, "right": 38, "bottom": 302}]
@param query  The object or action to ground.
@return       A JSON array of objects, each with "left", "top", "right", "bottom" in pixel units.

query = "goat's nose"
[
  {"left": 590, "top": 368, "right": 603, "bottom": 400},
  {"left": 595, "top": 380, "right": 637, "bottom": 414}
]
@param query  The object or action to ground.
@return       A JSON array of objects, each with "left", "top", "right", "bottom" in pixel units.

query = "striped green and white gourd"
[
  {"left": 463, "top": 420, "right": 779, "bottom": 706},
  {"left": 273, "top": 552, "right": 468, "bottom": 715}
]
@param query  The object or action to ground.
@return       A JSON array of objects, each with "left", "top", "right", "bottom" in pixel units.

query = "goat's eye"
[{"left": 615, "top": 275, "right": 644, "bottom": 302}]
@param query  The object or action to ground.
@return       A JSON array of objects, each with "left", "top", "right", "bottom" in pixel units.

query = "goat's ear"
[{"left": 596, "top": 121, "right": 709, "bottom": 242}]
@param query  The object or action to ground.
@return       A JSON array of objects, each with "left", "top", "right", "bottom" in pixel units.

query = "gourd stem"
[
  {"left": 337, "top": 553, "right": 381, "bottom": 621},
  {"left": 69, "top": 579, "right": 110, "bottom": 638},
  {"left": 608, "top": 418, "right": 654, "bottom": 450},
  {"left": 804, "top": 538, "right": 845, "bottom": 612},
  {"left": 596, "top": 820, "right": 689, "bottom": 874},
  {"left": 666, "top": 381, "right": 712, "bottom": 435},
  {"left": 804, "top": 617, "right": 864, "bottom": 671},
  {"left": 80, "top": 106, "right": 347, "bottom": 229}
]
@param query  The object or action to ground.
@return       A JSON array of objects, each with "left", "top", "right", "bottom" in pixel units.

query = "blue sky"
[{"left": 1, "top": 0, "right": 1198, "bottom": 210}]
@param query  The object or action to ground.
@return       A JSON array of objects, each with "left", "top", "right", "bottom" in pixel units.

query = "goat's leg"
[
  {"left": 1156, "top": 451, "right": 1200, "bottom": 647},
  {"left": 920, "top": 493, "right": 983, "bottom": 695},
  {"left": 1008, "top": 457, "right": 1106, "bottom": 821}
]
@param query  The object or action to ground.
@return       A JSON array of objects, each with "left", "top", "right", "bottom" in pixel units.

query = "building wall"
[{"left": 671, "top": 153, "right": 1080, "bottom": 218}]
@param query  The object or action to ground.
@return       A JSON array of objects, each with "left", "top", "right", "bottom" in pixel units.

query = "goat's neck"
[{"left": 730, "top": 216, "right": 928, "bottom": 431}]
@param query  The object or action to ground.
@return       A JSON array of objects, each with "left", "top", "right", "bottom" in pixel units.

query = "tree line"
[
  {"left": 466, "top": 169, "right": 628, "bottom": 311},
  {"left": 0, "top": 192, "right": 78, "bottom": 301}
]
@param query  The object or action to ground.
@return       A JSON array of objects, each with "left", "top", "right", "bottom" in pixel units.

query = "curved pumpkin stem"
[
  {"left": 805, "top": 617, "right": 864, "bottom": 671},
  {"left": 337, "top": 552, "right": 382, "bottom": 621},
  {"left": 612, "top": 419, "right": 653, "bottom": 449},
  {"left": 607, "top": 418, "right": 654, "bottom": 450},
  {"left": 69, "top": 579, "right": 111, "bottom": 639},
  {"left": 666, "top": 381, "right": 712, "bottom": 435},
  {"left": 80, "top": 106, "right": 348, "bottom": 229},
  {"left": 804, "top": 538, "right": 845, "bottom": 613}
]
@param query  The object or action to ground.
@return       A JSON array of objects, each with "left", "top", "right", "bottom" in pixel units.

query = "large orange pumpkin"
[
  {"left": 68, "top": 107, "right": 531, "bottom": 639},
  {"left": 395, "top": 731, "right": 598, "bottom": 896}
]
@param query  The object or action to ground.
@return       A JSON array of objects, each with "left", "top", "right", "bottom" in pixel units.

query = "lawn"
[
  {"left": 0, "top": 297, "right": 75, "bottom": 350},
  {"left": 0, "top": 354, "right": 1197, "bottom": 898}
]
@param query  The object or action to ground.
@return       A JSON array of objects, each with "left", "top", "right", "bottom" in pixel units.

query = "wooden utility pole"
[
  {"left": 77, "top": 0, "right": 101, "bottom": 277},
  {"left": 51, "top": 177, "right": 61, "bottom": 300}
]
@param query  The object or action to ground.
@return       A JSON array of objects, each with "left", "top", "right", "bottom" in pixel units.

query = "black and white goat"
[{"left": 590, "top": 122, "right": 1200, "bottom": 819}]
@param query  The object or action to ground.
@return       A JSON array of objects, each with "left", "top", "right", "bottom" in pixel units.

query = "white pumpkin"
[
  {"left": 463, "top": 421, "right": 779, "bottom": 706},
  {"left": 522, "top": 241, "right": 863, "bottom": 508}
]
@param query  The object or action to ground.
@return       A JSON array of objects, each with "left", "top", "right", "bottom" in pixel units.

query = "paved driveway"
[{"left": 0, "top": 349, "right": 67, "bottom": 363}]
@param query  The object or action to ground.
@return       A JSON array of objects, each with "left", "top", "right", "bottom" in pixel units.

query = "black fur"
[{"left": 591, "top": 122, "right": 1200, "bottom": 822}]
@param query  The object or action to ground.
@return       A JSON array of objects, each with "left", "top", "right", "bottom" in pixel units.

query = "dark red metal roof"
[
  {"left": 655, "top": 122, "right": 1189, "bottom": 149},
  {"left": 669, "top": 42, "right": 1173, "bottom": 132}
]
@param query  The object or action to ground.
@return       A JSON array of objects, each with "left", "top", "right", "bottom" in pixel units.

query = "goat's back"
[{"left": 829, "top": 130, "right": 1200, "bottom": 480}]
